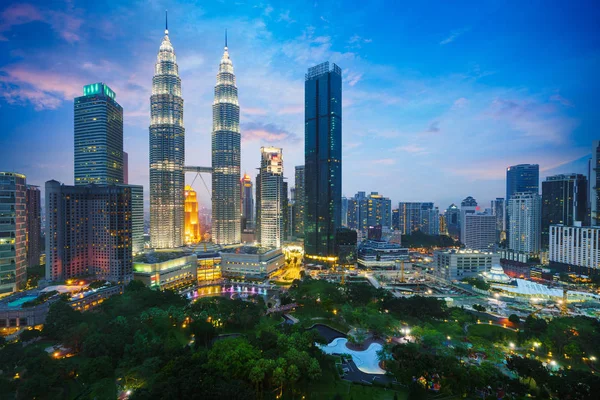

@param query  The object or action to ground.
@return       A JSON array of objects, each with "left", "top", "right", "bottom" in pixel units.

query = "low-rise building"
[
  {"left": 357, "top": 239, "right": 409, "bottom": 269},
  {"left": 434, "top": 249, "right": 500, "bottom": 281},
  {"left": 133, "top": 252, "right": 197, "bottom": 291},
  {"left": 220, "top": 246, "right": 284, "bottom": 279}
]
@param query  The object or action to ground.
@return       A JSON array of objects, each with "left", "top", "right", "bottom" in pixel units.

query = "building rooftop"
[{"left": 220, "top": 246, "right": 273, "bottom": 255}]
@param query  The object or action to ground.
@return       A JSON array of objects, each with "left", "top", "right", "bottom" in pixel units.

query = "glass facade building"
[
  {"left": 591, "top": 141, "right": 600, "bottom": 226},
  {"left": 541, "top": 174, "right": 587, "bottom": 249},
  {"left": 256, "top": 147, "right": 284, "bottom": 248},
  {"left": 74, "top": 83, "right": 124, "bottom": 186},
  {"left": 149, "top": 24, "right": 185, "bottom": 249},
  {"left": 241, "top": 174, "right": 254, "bottom": 231},
  {"left": 212, "top": 40, "right": 241, "bottom": 245},
  {"left": 304, "top": 62, "right": 342, "bottom": 262},
  {"left": 0, "top": 172, "right": 27, "bottom": 295}
]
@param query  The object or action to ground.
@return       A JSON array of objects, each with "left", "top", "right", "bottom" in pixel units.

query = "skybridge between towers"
[{"left": 184, "top": 166, "right": 212, "bottom": 199}]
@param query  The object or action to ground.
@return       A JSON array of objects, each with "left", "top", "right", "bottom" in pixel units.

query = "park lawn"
[{"left": 468, "top": 323, "right": 517, "bottom": 342}]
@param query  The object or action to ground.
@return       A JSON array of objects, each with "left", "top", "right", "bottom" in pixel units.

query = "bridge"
[{"left": 184, "top": 166, "right": 212, "bottom": 199}]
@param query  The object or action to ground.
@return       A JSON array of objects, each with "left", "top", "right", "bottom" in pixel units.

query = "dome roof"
[{"left": 482, "top": 264, "right": 512, "bottom": 283}]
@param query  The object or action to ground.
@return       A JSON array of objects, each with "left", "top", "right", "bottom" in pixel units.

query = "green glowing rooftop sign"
[{"left": 83, "top": 83, "right": 116, "bottom": 100}]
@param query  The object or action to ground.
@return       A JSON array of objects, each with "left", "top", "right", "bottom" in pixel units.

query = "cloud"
[
  {"left": 320, "top": 16, "right": 329, "bottom": 23},
  {"left": 277, "top": 10, "right": 295, "bottom": 24},
  {"left": 245, "top": 107, "right": 268, "bottom": 116},
  {"left": 0, "top": 4, "right": 43, "bottom": 41},
  {"left": 0, "top": 4, "right": 82, "bottom": 43},
  {"left": 373, "top": 158, "right": 396, "bottom": 165},
  {"left": 345, "top": 71, "right": 362, "bottom": 87},
  {"left": 425, "top": 121, "right": 440, "bottom": 133},
  {"left": 347, "top": 34, "right": 372, "bottom": 49},
  {"left": 440, "top": 28, "right": 469, "bottom": 45},
  {"left": 396, "top": 144, "right": 428, "bottom": 154},
  {"left": 550, "top": 94, "right": 573, "bottom": 107},
  {"left": 241, "top": 122, "right": 300, "bottom": 143},
  {"left": 452, "top": 97, "right": 469, "bottom": 109},
  {"left": 487, "top": 98, "right": 578, "bottom": 143}
]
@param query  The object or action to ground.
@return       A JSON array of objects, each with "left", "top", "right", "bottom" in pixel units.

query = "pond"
[{"left": 318, "top": 337, "right": 386, "bottom": 375}]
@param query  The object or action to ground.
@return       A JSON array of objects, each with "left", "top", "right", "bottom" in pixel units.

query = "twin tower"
[{"left": 149, "top": 21, "right": 240, "bottom": 249}]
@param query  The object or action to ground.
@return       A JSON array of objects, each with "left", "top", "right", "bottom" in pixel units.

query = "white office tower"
[{"left": 508, "top": 192, "right": 541, "bottom": 255}]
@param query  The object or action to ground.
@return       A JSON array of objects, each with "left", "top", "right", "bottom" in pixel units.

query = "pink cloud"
[
  {"left": 241, "top": 122, "right": 300, "bottom": 143},
  {"left": 0, "top": 4, "right": 82, "bottom": 43},
  {"left": 0, "top": 4, "right": 43, "bottom": 41}
]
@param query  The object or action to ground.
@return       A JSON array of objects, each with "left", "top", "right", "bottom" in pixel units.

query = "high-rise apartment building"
[
  {"left": 304, "top": 62, "right": 342, "bottom": 261},
  {"left": 491, "top": 198, "right": 505, "bottom": 242},
  {"left": 256, "top": 147, "right": 284, "bottom": 248},
  {"left": 397, "top": 202, "right": 425, "bottom": 234},
  {"left": 282, "top": 180, "right": 290, "bottom": 242},
  {"left": 131, "top": 186, "right": 144, "bottom": 255},
  {"left": 149, "top": 21, "right": 185, "bottom": 249},
  {"left": 293, "top": 166, "right": 305, "bottom": 237},
  {"left": 184, "top": 185, "right": 201, "bottom": 244},
  {"left": 460, "top": 196, "right": 478, "bottom": 243},
  {"left": 549, "top": 223, "right": 600, "bottom": 274},
  {"left": 541, "top": 174, "right": 587, "bottom": 248},
  {"left": 0, "top": 172, "right": 27, "bottom": 295},
  {"left": 25, "top": 185, "right": 41, "bottom": 268},
  {"left": 241, "top": 174, "right": 254, "bottom": 231},
  {"left": 45, "top": 180, "right": 138, "bottom": 283},
  {"left": 212, "top": 37, "right": 241, "bottom": 245},
  {"left": 358, "top": 192, "right": 392, "bottom": 232},
  {"left": 341, "top": 197, "right": 349, "bottom": 227},
  {"left": 463, "top": 213, "right": 496, "bottom": 251},
  {"left": 591, "top": 141, "right": 600, "bottom": 226},
  {"left": 508, "top": 192, "right": 541, "bottom": 255},
  {"left": 74, "top": 83, "right": 124, "bottom": 186},
  {"left": 392, "top": 209, "right": 400, "bottom": 231},
  {"left": 421, "top": 206, "right": 440, "bottom": 235}
]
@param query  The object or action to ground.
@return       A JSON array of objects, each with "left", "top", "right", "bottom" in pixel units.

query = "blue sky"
[{"left": 0, "top": 0, "right": 598, "bottom": 210}]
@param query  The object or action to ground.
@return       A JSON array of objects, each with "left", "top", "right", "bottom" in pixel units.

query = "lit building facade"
[
  {"left": 133, "top": 253, "right": 197, "bottom": 291},
  {"left": 26, "top": 185, "right": 42, "bottom": 268},
  {"left": 304, "top": 62, "right": 342, "bottom": 262},
  {"left": 508, "top": 192, "right": 541, "bottom": 255},
  {"left": 74, "top": 83, "right": 124, "bottom": 186},
  {"left": 45, "top": 180, "right": 138, "bottom": 283},
  {"left": 420, "top": 206, "right": 440, "bottom": 235},
  {"left": 184, "top": 185, "right": 201, "bottom": 244},
  {"left": 149, "top": 22, "right": 185, "bottom": 249},
  {"left": 0, "top": 172, "right": 27, "bottom": 295},
  {"left": 241, "top": 174, "right": 254, "bottom": 231},
  {"left": 357, "top": 240, "right": 409, "bottom": 269},
  {"left": 463, "top": 213, "right": 496, "bottom": 251},
  {"left": 212, "top": 38, "right": 241, "bottom": 245},
  {"left": 541, "top": 174, "right": 587, "bottom": 249},
  {"left": 549, "top": 223, "right": 600, "bottom": 274},
  {"left": 506, "top": 164, "right": 539, "bottom": 202},
  {"left": 434, "top": 249, "right": 500, "bottom": 281},
  {"left": 397, "top": 202, "right": 433, "bottom": 234},
  {"left": 592, "top": 141, "right": 600, "bottom": 226},
  {"left": 293, "top": 166, "right": 305, "bottom": 237},
  {"left": 256, "top": 147, "right": 284, "bottom": 248},
  {"left": 220, "top": 247, "right": 284, "bottom": 278}
]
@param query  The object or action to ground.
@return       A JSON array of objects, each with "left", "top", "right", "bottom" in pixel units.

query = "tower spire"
[
  {"left": 225, "top": 29, "right": 228, "bottom": 48},
  {"left": 165, "top": 10, "right": 168, "bottom": 34}
]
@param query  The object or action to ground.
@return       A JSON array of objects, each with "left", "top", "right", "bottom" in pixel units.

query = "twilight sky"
[{"left": 0, "top": 0, "right": 598, "bottom": 210}]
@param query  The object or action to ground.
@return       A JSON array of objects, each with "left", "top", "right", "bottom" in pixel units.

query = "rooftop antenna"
[{"left": 165, "top": 10, "right": 168, "bottom": 34}]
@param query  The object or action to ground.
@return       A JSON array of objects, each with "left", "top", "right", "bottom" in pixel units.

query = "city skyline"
[{"left": 0, "top": 1, "right": 598, "bottom": 209}]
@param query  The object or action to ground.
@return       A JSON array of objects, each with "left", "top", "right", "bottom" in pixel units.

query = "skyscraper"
[
  {"left": 241, "top": 174, "right": 254, "bottom": 231},
  {"left": 491, "top": 198, "right": 505, "bottom": 242},
  {"left": 212, "top": 34, "right": 241, "bottom": 245},
  {"left": 26, "top": 185, "right": 41, "bottom": 268},
  {"left": 354, "top": 192, "right": 392, "bottom": 232},
  {"left": 463, "top": 213, "right": 496, "bottom": 251},
  {"left": 460, "top": 196, "right": 478, "bottom": 243},
  {"left": 541, "top": 174, "right": 587, "bottom": 248},
  {"left": 149, "top": 18, "right": 185, "bottom": 249},
  {"left": 421, "top": 206, "right": 440, "bottom": 235},
  {"left": 123, "top": 151, "right": 129, "bottom": 184},
  {"left": 304, "top": 62, "right": 342, "bottom": 261},
  {"left": 0, "top": 172, "right": 26, "bottom": 295},
  {"left": 184, "top": 185, "right": 201, "bottom": 244},
  {"left": 506, "top": 164, "right": 540, "bottom": 201},
  {"left": 397, "top": 202, "right": 424, "bottom": 234},
  {"left": 293, "top": 166, "right": 305, "bottom": 237},
  {"left": 591, "top": 141, "right": 600, "bottom": 226},
  {"left": 74, "top": 83, "right": 123, "bottom": 185},
  {"left": 445, "top": 204, "right": 460, "bottom": 240},
  {"left": 508, "top": 192, "right": 541, "bottom": 255},
  {"left": 257, "top": 147, "right": 284, "bottom": 248},
  {"left": 45, "top": 180, "right": 136, "bottom": 283},
  {"left": 341, "top": 197, "right": 349, "bottom": 227}
]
